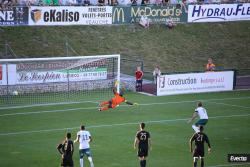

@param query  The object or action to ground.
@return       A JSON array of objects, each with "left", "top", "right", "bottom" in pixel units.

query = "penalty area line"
[{"left": 0, "top": 113, "right": 249, "bottom": 136}]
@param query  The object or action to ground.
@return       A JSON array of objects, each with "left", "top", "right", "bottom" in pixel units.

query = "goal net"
[{"left": 0, "top": 54, "right": 120, "bottom": 106}]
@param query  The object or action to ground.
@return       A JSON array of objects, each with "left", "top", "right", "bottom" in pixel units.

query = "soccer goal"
[{"left": 0, "top": 54, "right": 120, "bottom": 106}]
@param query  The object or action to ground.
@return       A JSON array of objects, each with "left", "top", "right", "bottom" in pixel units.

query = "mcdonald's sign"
[
  {"left": 112, "top": 7, "right": 130, "bottom": 24},
  {"left": 112, "top": 5, "right": 187, "bottom": 24}
]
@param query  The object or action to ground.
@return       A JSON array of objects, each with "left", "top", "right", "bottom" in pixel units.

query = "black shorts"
[
  {"left": 138, "top": 147, "right": 148, "bottom": 157},
  {"left": 61, "top": 155, "right": 74, "bottom": 167},
  {"left": 193, "top": 149, "right": 204, "bottom": 158},
  {"left": 136, "top": 80, "right": 143, "bottom": 84}
]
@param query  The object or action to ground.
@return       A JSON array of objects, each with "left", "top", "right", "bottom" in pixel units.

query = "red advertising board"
[{"left": 0, "top": 64, "right": 2, "bottom": 80}]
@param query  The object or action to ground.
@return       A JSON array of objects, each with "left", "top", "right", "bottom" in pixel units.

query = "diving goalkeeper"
[{"left": 98, "top": 86, "right": 137, "bottom": 111}]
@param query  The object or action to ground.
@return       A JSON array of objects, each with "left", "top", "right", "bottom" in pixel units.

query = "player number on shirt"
[
  {"left": 140, "top": 133, "right": 147, "bottom": 141},
  {"left": 197, "top": 134, "right": 203, "bottom": 142},
  {"left": 82, "top": 134, "right": 89, "bottom": 141}
]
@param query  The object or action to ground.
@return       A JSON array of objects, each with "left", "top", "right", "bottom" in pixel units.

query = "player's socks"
[
  {"left": 193, "top": 161, "right": 197, "bottom": 167},
  {"left": 140, "top": 160, "right": 143, "bottom": 167},
  {"left": 100, "top": 106, "right": 109, "bottom": 111},
  {"left": 88, "top": 157, "right": 94, "bottom": 167},
  {"left": 80, "top": 158, "right": 84, "bottom": 167},
  {"left": 201, "top": 158, "right": 204, "bottom": 167},
  {"left": 100, "top": 101, "right": 109, "bottom": 106},
  {"left": 139, "top": 160, "right": 146, "bottom": 167},
  {"left": 192, "top": 125, "right": 199, "bottom": 133}
]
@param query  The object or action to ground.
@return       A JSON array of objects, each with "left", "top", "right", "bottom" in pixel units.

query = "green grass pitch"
[{"left": 0, "top": 90, "right": 250, "bottom": 167}]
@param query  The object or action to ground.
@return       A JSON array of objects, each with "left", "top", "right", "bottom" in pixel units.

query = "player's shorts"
[
  {"left": 61, "top": 155, "right": 74, "bottom": 167},
  {"left": 79, "top": 148, "right": 92, "bottom": 158},
  {"left": 195, "top": 119, "right": 208, "bottom": 126},
  {"left": 137, "top": 147, "right": 148, "bottom": 158},
  {"left": 110, "top": 100, "right": 118, "bottom": 109},
  {"left": 136, "top": 80, "right": 143, "bottom": 84},
  {"left": 193, "top": 148, "right": 205, "bottom": 158}
]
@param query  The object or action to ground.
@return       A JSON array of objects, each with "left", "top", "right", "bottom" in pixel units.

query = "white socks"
[
  {"left": 192, "top": 125, "right": 200, "bottom": 133},
  {"left": 80, "top": 158, "right": 84, "bottom": 167},
  {"left": 88, "top": 157, "right": 94, "bottom": 167},
  {"left": 80, "top": 157, "right": 94, "bottom": 167}
]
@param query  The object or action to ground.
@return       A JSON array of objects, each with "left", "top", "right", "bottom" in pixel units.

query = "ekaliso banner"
[
  {"left": 188, "top": 3, "right": 250, "bottom": 22},
  {"left": 157, "top": 71, "right": 234, "bottom": 96},
  {"left": 29, "top": 6, "right": 112, "bottom": 25}
]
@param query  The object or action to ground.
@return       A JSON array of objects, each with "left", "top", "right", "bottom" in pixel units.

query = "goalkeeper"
[{"left": 98, "top": 86, "right": 137, "bottom": 111}]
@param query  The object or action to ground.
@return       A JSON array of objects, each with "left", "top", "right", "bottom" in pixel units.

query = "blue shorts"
[
  {"left": 195, "top": 119, "right": 208, "bottom": 126},
  {"left": 79, "top": 148, "right": 92, "bottom": 158}
]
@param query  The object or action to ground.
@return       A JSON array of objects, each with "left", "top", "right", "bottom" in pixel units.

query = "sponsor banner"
[
  {"left": 0, "top": 7, "right": 29, "bottom": 26},
  {"left": 0, "top": 64, "right": 6, "bottom": 85},
  {"left": 188, "top": 3, "right": 250, "bottom": 23},
  {"left": 1, "top": 59, "right": 108, "bottom": 85},
  {"left": 15, "top": 67, "right": 107, "bottom": 84},
  {"left": 157, "top": 71, "right": 234, "bottom": 96},
  {"left": 112, "top": 5, "right": 188, "bottom": 24},
  {"left": 0, "top": 64, "right": 16, "bottom": 85},
  {"left": 29, "top": 6, "right": 112, "bottom": 25},
  {"left": 4, "top": 66, "right": 107, "bottom": 85}
]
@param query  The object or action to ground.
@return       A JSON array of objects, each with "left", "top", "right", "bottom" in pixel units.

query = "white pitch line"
[
  {"left": 0, "top": 106, "right": 98, "bottom": 117},
  {"left": 207, "top": 163, "right": 250, "bottom": 167},
  {"left": 1, "top": 96, "right": 250, "bottom": 117},
  {"left": 0, "top": 113, "right": 249, "bottom": 136},
  {"left": 1, "top": 96, "right": 250, "bottom": 111},
  {"left": 208, "top": 101, "right": 250, "bottom": 109},
  {"left": 0, "top": 100, "right": 99, "bottom": 110}
]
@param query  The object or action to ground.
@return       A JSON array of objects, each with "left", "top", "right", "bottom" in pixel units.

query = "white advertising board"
[
  {"left": 188, "top": 3, "right": 250, "bottom": 22},
  {"left": 29, "top": 6, "right": 112, "bottom": 25},
  {"left": 157, "top": 71, "right": 234, "bottom": 96},
  {"left": 1, "top": 65, "right": 107, "bottom": 85}
]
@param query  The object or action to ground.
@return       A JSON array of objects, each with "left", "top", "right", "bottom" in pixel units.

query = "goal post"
[{"left": 0, "top": 54, "right": 120, "bottom": 106}]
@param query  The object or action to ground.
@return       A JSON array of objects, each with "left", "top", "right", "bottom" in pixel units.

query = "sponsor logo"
[
  {"left": 31, "top": 9, "right": 42, "bottom": 22},
  {"left": 0, "top": 10, "right": 14, "bottom": 25},
  {"left": 167, "top": 77, "right": 197, "bottom": 85},
  {"left": 113, "top": 8, "right": 125, "bottom": 23},
  {"left": 31, "top": 9, "right": 80, "bottom": 23},
  {"left": 131, "top": 6, "right": 182, "bottom": 17},
  {"left": 228, "top": 154, "right": 250, "bottom": 163},
  {"left": 158, "top": 76, "right": 197, "bottom": 89},
  {"left": 44, "top": 9, "right": 79, "bottom": 22},
  {"left": 0, "top": 7, "right": 28, "bottom": 25},
  {"left": 190, "top": 4, "right": 250, "bottom": 22},
  {"left": 0, "top": 65, "right": 2, "bottom": 80}
]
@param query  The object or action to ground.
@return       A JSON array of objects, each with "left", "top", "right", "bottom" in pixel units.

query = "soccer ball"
[{"left": 13, "top": 91, "right": 19, "bottom": 96}]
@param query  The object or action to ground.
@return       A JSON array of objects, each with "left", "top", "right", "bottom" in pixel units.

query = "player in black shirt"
[
  {"left": 57, "top": 133, "right": 74, "bottom": 167},
  {"left": 134, "top": 123, "right": 151, "bottom": 167},
  {"left": 189, "top": 126, "right": 211, "bottom": 167}
]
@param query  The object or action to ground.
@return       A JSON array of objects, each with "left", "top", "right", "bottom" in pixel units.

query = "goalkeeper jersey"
[{"left": 112, "top": 93, "right": 125, "bottom": 105}]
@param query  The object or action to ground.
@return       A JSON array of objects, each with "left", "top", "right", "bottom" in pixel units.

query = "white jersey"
[
  {"left": 77, "top": 130, "right": 91, "bottom": 149},
  {"left": 195, "top": 107, "right": 208, "bottom": 119}
]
